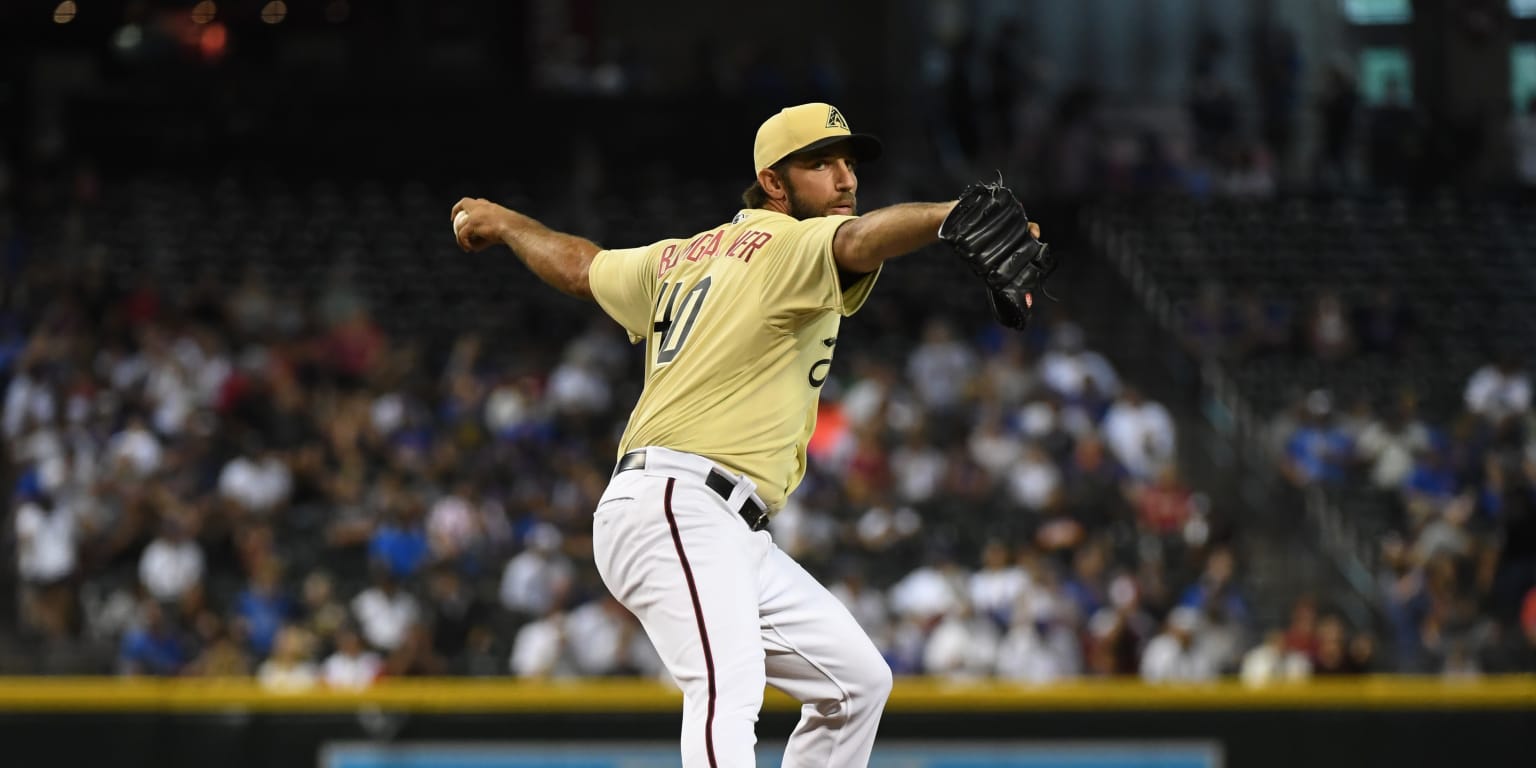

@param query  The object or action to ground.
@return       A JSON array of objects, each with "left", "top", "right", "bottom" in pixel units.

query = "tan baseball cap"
[{"left": 753, "top": 103, "right": 883, "bottom": 175}]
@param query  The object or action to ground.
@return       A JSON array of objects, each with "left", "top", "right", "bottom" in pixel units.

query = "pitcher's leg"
[
  {"left": 594, "top": 477, "right": 767, "bottom": 768},
  {"left": 758, "top": 546, "right": 892, "bottom": 768}
]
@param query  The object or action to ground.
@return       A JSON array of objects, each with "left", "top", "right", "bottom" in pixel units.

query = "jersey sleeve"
[
  {"left": 757, "top": 215, "right": 881, "bottom": 329},
  {"left": 588, "top": 243, "right": 664, "bottom": 343}
]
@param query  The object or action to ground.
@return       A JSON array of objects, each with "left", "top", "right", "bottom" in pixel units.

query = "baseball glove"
[{"left": 937, "top": 180, "right": 1057, "bottom": 330}]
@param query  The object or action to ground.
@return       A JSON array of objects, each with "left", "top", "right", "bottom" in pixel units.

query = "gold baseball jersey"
[{"left": 587, "top": 208, "right": 880, "bottom": 510}]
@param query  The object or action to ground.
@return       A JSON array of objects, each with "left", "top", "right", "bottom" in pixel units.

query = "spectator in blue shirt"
[
  {"left": 1401, "top": 445, "right": 1460, "bottom": 531},
  {"left": 234, "top": 561, "right": 295, "bottom": 659},
  {"left": 370, "top": 505, "right": 429, "bottom": 579},
  {"left": 1179, "top": 546, "right": 1250, "bottom": 627},
  {"left": 1282, "top": 390, "right": 1354, "bottom": 487},
  {"left": 1062, "top": 542, "right": 1110, "bottom": 621},
  {"left": 119, "top": 599, "right": 189, "bottom": 676}
]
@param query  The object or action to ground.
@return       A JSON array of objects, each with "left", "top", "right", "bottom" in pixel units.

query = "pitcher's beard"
[{"left": 784, "top": 179, "right": 855, "bottom": 219}]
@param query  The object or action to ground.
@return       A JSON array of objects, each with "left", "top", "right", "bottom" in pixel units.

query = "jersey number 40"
[{"left": 651, "top": 276, "right": 712, "bottom": 365}]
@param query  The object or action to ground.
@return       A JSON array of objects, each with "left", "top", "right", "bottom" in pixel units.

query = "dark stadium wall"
[
  {"left": 0, "top": 706, "right": 1531, "bottom": 768},
  {"left": 0, "top": 679, "right": 1531, "bottom": 768},
  {"left": 1407, "top": 0, "right": 1517, "bottom": 186}
]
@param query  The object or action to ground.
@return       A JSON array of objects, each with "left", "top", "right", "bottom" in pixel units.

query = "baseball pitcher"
[{"left": 451, "top": 102, "right": 1056, "bottom": 768}]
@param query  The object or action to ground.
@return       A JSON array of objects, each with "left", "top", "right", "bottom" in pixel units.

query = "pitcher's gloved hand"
[{"left": 938, "top": 180, "right": 1059, "bottom": 330}]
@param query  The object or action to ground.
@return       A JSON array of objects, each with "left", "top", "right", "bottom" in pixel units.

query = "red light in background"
[{"left": 200, "top": 22, "right": 228, "bottom": 61}]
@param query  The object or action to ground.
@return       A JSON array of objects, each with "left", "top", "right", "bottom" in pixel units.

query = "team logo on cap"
[{"left": 826, "top": 106, "right": 849, "bottom": 130}]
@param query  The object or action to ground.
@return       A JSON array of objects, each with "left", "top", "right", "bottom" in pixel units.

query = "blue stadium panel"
[{"left": 323, "top": 742, "right": 1221, "bottom": 768}]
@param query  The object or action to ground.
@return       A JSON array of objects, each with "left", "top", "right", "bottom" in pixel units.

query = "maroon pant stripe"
[{"left": 663, "top": 478, "right": 718, "bottom": 768}]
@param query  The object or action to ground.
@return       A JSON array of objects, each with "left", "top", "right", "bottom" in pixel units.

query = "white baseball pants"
[{"left": 592, "top": 446, "right": 892, "bottom": 768}]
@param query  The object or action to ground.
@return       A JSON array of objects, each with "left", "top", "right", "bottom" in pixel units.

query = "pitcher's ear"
[{"left": 759, "top": 168, "right": 786, "bottom": 201}]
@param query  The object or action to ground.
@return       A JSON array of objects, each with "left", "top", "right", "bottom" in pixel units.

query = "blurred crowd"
[
  {"left": 14, "top": 227, "right": 1531, "bottom": 688},
  {"left": 1146, "top": 201, "right": 1536, "bottom": 675},
  {"left": 1267, "top": 356, "right": 1536, "bottom": 676},
  {"left": 2, "top": 227, "right": 1270, "bottom": 685}
]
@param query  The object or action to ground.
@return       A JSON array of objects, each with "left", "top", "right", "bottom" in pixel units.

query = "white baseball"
[{"left": 453, "top": 210, "right": 470, "bottom": 237}]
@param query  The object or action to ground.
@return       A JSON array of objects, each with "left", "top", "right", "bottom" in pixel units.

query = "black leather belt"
[{"left": 614, "top": 449, "right": 770, "bottom": 532}]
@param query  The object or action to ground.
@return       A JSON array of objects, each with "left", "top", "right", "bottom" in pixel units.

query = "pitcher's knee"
[
  {"left": 816, "top": 652, "right": 892, "bottom": 721},
  {"left": 860, "top": 655, "right": 894, "bottom": 705}
]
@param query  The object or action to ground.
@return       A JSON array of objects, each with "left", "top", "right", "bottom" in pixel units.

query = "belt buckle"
[{"left": 745, "top": 503, "right": 768, "bottom": 532}]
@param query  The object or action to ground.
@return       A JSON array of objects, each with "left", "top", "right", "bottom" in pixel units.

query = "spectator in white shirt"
[
  {"left": 889, "top": 427, "right": 948, "bottom": 504},
  {"left": 546, "top": 347, "right": 611, "bottom": 415},
  {"left": 187, "top": 330, "right": 232, "bottom": 407},
  {"left": 889, "top": 555, "right": 966, "bottom": 623},
  {"left": 1141, "top": 607, "right": 1220, "bottom": 683},
  {"left": 1039, "top": 322, "right": 1120, "bottom": 400},
  {"left": 37, "top": 443, "right": 101, "bottom": 515},
  {"left": 564, "top": 595, "right": 663, "bottom": 677},
  {"left": 142, "top": 333, "right": 202, "bottom": 437},
  {"left": 924, "top": 604, "right": 1000, "bottom": 679},
  {"left": 16, "top": 491, "right": 78, "bottom": 586},
  {"left": 1354, "top": 396, "right": 1433, "bottom": 491},
  {"left": 12, "top": 416, "right": 64, "bottom": 474},
  {"left": 97, "top": 340, "right": 148, "bottom": 394},
  {"left": 322, "top": 625, "right": 383, "bottom": 689},
  {"left": 105, "top": 415, "right": 163, "bottom": 479},
  {"left": 257, "top": 625, "right": 319, "bottom": 691},
  {"left": 995, "top": 594, "right": 1082, "bottom": 683},
  {"left": 3, "top": 362, "right": 55, "bottom": 441},
  {"left": 1464, "top": 355, "right": 1531, "bottom": 422},
  {"left": 510, "top": 612, "right": 569, "bottom": 678},
  {"left": 969, "top": 539, "right": 1029, "bottom": 628},
  {"left": 138, "top": 516, "right": 204, "bottom": 602},
  {"left": 499, "top": 523, "right": 574, "bottom": 621},
  {"left": 1020, "top": 394, "right": 1096, "bottom": 445},
  {"left": 218, "top": 442, "right": 293, "bottom": 515},
  {"left": 483, "top": 375, "right": 536, "bottom": 441},
  {"left": 968, "top": 408, "right": 1024, "bottom": 480},
  {"left": 839, "top": 360, "right": 895, "bottom": 430},
  {"left": 351, "top": 567, "right": 419, "bottom": 652},
  {"left": 1007, "top": 442, "right": 1063, "bottom": 512},
  {"left": 1240, "top": 629, "right": 1313, "bottom": 686},
  {"left": 1101, "top": 386, "right": 1177, "bottom": 482},
  {"left": 427, "top": 483, "right": 480, "bottom": 561},
  {"left": 15, "top": 490, "right": 80, "bottom": 639},
  {"left": 853, "top": 502, "right": 923, "bottom": 555},
  {"left": 906, "top": 318, "right": 977, "bottom": 411}
]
